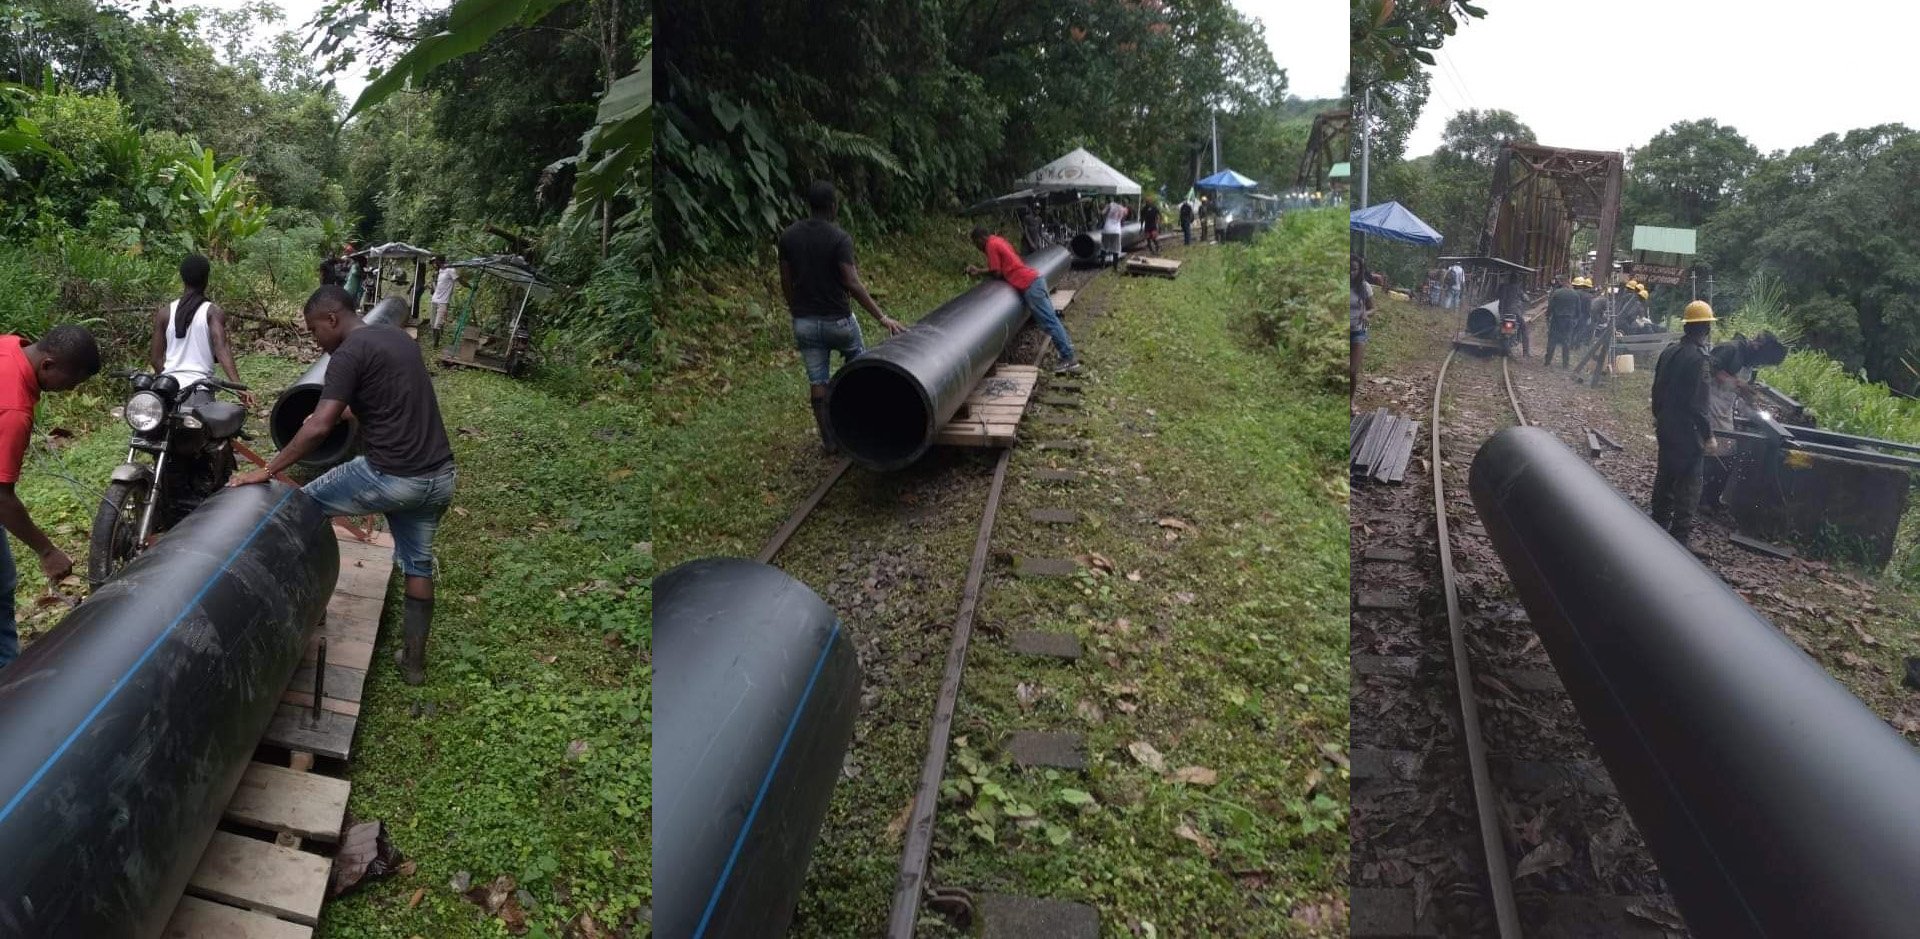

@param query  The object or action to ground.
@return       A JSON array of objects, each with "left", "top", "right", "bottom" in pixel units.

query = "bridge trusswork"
[{"left": 1479, "top": 143, "right": 1623, "bottom": 295}]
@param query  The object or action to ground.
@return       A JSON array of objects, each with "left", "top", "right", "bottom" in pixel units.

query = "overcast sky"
[
  {"left": 1404, "top": 0, "right": 1920, "bottom": 158},
  {"left": 1233, "top": 0, "right": 1346, "bottom": 101}
]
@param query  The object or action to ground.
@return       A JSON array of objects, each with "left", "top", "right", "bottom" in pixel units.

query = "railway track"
[{"left": 1358, "top": 346, "right": 1679, "bottom": 938}]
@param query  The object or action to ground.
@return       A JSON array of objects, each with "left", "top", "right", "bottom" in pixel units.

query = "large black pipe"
[
  {"left": 1068, "top": 222, "right": 1144, "bottom": 260},
  {"left": 1468, "top": 426, "right": 1920, "bottom": 938},
  {"left": 0, "top": 483, "right": 338, "bottom": 939},
  {"left": 268, "top": 296, "right": 412, "bottom": 469},
  {"left": 826, "top": 245, "right": 1070, "bottom": 470},
  {"left": 654, "top": 558, "right": 860, "bottom": 939}
]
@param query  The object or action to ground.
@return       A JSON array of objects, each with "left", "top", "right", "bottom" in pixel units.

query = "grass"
[
  {"left": 656, "top": 229, "right": 1349, "bottom": 936},
  {"left": 932, "top": 246, "right": 1350, "bottom": 935},
  {"left": 12, "top": 350, "right": 649, "bottom": 938}
]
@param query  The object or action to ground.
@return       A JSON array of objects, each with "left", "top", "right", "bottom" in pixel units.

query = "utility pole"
[
  {"left": 1211, "top": 110, "right": 1219, "bottom": 174},
  {"left": 1359, "top": 86, "right": 1371, "bottom": 210}
]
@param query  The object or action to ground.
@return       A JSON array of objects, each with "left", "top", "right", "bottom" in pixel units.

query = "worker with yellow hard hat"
[
  {"left": 1649, "top": 299, "right": 1717, "bottom": 553},
  {"left": 1544, "top": 274, "right": 1586, "bottom": 367}
]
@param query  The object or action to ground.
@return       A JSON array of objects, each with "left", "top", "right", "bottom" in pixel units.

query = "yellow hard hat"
[
  {"left": 1682, "top": 300, "right": 1716, "bottom": 324},
  {"left": 1572, "top": 276, "right": 1592, "bottom": 288},
  {"left": 1636, "top": 287, "right": 1649, "bottom": 300}
]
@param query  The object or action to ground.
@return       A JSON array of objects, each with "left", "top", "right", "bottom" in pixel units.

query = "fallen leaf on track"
[
  {"left": 1173, "top": 823, "right": 1216, "bottom": 857},
  {"left": 1513, "top": 838, "right": 1572, "bottom": 879},
  {"left": 1171, "top": 765, "right": 1217, "bottom": 786},
  {"left": 1128, "top": 740, "right": 1167, "bottom": 773}
]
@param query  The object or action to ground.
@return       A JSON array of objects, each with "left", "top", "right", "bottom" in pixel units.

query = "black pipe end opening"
[
  {"left": 268, "top": 386, "right": 357, "bottom": 468},
  {"left": 825, "top": 361, "right": 934, "bottom": 471},
  {"left": 1069, "top": 232, "right": 1099, "bottom": 260}
]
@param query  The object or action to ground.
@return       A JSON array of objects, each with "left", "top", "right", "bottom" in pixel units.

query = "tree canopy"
[{"left": 656, "top": 0, "right": 1322, "bottom": 257}]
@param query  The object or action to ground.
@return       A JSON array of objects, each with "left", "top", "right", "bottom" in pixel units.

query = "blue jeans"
[
  {"left": 1445, "top": 287, "right": 1462, "bottom": 309},
  {"left": 0, "top": 536, "right": 15, "bottom": 670},
  {"left": 793, "top": 315, "right": 865, "bottom": 385},
  {"left": 1024, "top": 279, "right": 1075, "bottom": 362},
  {"left": 305, "top": 457, "right": 456, "bottom": 578}
]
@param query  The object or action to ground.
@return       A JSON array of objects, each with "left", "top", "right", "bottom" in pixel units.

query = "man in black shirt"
[
  {"left": 1650, "top": 300, "right": 1717, "bottom": 551},
  {"left": 778, "top": 180, "right": 906, "bottom": 454},
  {"left": 1542, "top": 277, "right": 1585, "bottom": 367},
  {"left": 231, "top": 285, "right": 457, "bottom": 685},
  {"left": 1141, "top": 198, "right": 1161, "bottom": 255}
]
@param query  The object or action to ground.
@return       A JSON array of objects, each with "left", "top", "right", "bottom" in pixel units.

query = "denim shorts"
[
  {"left": 1351, "top": 327, "right": 1369, "bottom": 344},
  {"left": 793, "top": 315, "right": 865, "bottom": 385},
  {"left": 304, "top": 456, "right": 456, "bottom": 578}
]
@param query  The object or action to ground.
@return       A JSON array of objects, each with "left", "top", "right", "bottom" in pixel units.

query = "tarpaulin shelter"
[
  {"left": 1018, "top": 148, "right": 1141, "bottom": 196},
  {"left": 1196, "top": 168, "right": 1259, "bottom": 190},
  {"left": 1350, "top": 201, "right": 1443, "bottom": 245}
]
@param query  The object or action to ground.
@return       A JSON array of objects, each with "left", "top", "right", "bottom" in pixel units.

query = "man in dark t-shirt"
[
  {"left": 232, "top": 285, "right": 456, "bottom": 685},
  {"left": 1141, "top": 199, "right": 1161, "bottom": 255},
  {"left": 777, "top": 180, "right": 905, "bottom": 453}
]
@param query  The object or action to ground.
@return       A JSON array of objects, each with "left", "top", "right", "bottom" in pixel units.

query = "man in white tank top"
[
  {"left": 1100, "top": 199, "right": 1129, "bottom": 268},
  {"left": 149, "top": 255, "right": 254, "bottom": 406}
]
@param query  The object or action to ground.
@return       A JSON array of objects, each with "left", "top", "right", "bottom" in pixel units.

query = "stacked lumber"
[{"left": 1351, "top": 408, "right": 1420, "bottom": 484}]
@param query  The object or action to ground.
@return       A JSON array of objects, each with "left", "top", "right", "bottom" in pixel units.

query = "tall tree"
[{"left": 1623, "top": 118, "right": 1760, "bottom": 229}]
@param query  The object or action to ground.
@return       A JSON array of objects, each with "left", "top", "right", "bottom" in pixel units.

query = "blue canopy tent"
[
  {"left": 1195, "top": 168, "right": 1258, "bottom": 190},
  {"left": 1350, "top": 201, "right": 1442, "bottom": 245}
]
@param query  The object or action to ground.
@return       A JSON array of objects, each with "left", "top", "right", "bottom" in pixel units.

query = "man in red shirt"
[
  {"left": 967, "top": 227, "right": 1082, "bottom": 374},
  {"left": 0, "top": 326, "right": 102, "bottom": 669}
]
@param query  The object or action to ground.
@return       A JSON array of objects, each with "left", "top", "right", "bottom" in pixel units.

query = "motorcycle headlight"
[{"left": 125, "top": 392, "right": 164, "bottom": 432}]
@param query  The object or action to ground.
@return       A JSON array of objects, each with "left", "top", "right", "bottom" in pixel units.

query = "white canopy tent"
[{"left": 1017, "top": 148, "right": 1141, "bottom": 196}]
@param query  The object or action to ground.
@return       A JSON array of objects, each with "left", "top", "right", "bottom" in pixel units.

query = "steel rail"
[
  {"left": 885, "top": 447, "right": 1013, "bottom": 938},
  {"left": 1431, "top": 349, "right": 1525, "bottom": 938}
]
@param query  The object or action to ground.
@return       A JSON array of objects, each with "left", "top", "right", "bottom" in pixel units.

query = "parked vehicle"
[{"left": 89, "top": 371, "right": 250, "bottom": 587}]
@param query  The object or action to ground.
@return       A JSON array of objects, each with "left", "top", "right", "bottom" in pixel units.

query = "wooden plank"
[
  {"left": 1050, "top": 289, "right": 1077, "bottom": 312},
  {"left": 321, "top": 594, "right": 384, "bottom": 638},
  {"left": 225, "top": 763, "right": 350, "bottom": 844},
  {"left": 279, "top": 690, "right": 361, "bottom": 718},
  {"left": 184, "top": 831, "right": 330, "bottom": 926},
  {"left": 165, "top": 896, "right": 312, "bottom": 939},
  {"left": 262, "top": 703, "right": 357, "bottom": 761},
  {"left": 288, "top": 660, "right": 368, "bottom": 706},
  {"left": 936, "top": 429, "right": 1019, "bottom": 447},
  {"left": 332, "top": 562, "right": 393, "bottom": 602},
  {"left": 306, "top": 635, "right": 373, "bottom": 672}
]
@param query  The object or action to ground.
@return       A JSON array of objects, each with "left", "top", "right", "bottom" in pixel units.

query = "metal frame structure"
[
  {"left": 346, "top": 243, "right": 437, "bottom": 322},
  {"left": 1296, "top": 110, "right": 1351, "bottom": 189},
  {"left": 1478, "top": 144, "right": 1623, "bottom": 294},
  {"left": 439, "top": 254, "right": 562, "bottom": 377}
]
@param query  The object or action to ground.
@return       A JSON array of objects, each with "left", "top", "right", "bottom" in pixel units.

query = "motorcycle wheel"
[{"left": 88, "top": 478, "right": 152, "bottom": 590}]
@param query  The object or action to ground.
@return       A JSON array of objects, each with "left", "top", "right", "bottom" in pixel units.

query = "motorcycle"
[{"left": 88, "top": 371, "right": 251, "bottom": 588}]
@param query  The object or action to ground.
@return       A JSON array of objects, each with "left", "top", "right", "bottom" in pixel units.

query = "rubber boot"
[
  {"left": 431, "top": 327, "right": 444, "bottom": 350},
  {"left": 811, "top": 397, "right": 839, "bottom": 455},
  {"left": 397, "top": 596, "right": 431, "bottom": 686}
]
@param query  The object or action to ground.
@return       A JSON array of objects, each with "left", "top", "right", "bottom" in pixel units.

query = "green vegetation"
[
  {"left": 658, "top": 228, "right": 1347, "bottom": 934},
  {"left": 1236, "top": 207, "right": 1348, "bottom": 390},
  {"left": 656, "top": 0, "right": 1331, "bottom": 258},
  {"left": 2, "top": 1, "right": 649, "bottom": 934},
  {"left": 934, "top": 243, "right": 1349, "bottom": 936},
  {"left": 7, "top": 354, "right": 649, "bottom": 938}
]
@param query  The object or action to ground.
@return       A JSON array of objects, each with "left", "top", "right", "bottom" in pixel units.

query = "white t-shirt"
[
  {"left": 162, "top": 298, "right": 215, "bottom": 386},
  {"left": 432, "top": 267, "right": 459, "bottom": 305},
  {"left": 1103, "top": 202, "right": 1128, "bottom": 234},
  {"left": 1448, "top": 265, "right": 1464, "bottom": 288}
]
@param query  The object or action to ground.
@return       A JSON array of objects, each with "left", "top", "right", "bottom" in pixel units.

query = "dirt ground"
[{"left": 1350, "top": 299, "right": 1920, "bottom": 937}]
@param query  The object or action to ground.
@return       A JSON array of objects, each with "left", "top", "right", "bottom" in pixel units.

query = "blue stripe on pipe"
[
  {"left": 691, "top": 620, "right": 843, "bottom": 939},
  {"left": 0, "top": 487, "right": 300, "bottom": 825}
]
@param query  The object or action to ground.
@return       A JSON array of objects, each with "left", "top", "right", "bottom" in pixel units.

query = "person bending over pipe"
[
  {"left": 151, "top": 254, "right": 255, "bottom": 408},
  {"left": 1701, "top": 330, "right": 1789, "bottom": 514},
  {"left": 778, "top": 180, "right": 907, "bottom": 455},
  {"left": 0, "top": 326, "right": 101, "bottom": 670},
  {"left": 230, "top": 286, "right": 456, "bottom": 685},
  {"left": 967, "top": 227, "right": 1082, "bottom": 375}
]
